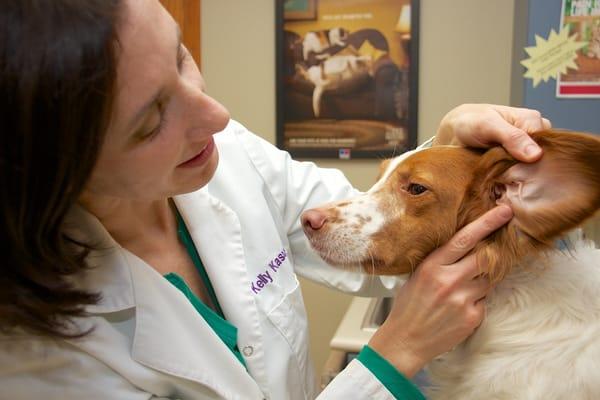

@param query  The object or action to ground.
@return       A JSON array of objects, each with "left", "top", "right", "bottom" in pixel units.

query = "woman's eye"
[
  {"left": 407, "top": 183, "right": 428, "bottom": 195},
  {"left": 138, "top": 116, "right": 162, "bottom": 141},
  {"left": 139, "top": 104, "right": 167, "bottom": 141},
  {"left": 142, "top": 123, "right": 161, "bottom": 140}
]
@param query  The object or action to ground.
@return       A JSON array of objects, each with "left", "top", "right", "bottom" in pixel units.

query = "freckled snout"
[
  {"left": 301, "top": 208, "right": 329, "bottom": 236},
  {"left": 301, "top": 196, "right": 388, "bottom": 270}
]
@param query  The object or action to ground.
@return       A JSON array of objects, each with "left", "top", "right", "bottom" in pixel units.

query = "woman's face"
[{"left": 83, "top": 0, "right": 230, "bottom": 202}]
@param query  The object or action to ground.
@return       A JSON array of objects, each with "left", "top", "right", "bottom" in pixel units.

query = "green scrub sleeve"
[{"left": 356, "top": 345, "right": 426, "bottom": 400}]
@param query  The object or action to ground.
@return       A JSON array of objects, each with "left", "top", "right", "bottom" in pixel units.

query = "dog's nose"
[{"left": 301, "top": 209, "right": 328, "bottom": 231}]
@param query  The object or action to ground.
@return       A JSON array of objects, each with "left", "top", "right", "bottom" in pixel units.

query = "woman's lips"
[{"left": 177, "top": 137, "right": 215, "bottom": 168}]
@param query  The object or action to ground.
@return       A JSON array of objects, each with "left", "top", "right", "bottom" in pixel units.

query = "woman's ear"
[{"left": 459, "top": 130, "right": 600, "bottom": 282}]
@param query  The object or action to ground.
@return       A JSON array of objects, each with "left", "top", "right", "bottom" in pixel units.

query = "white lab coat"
[{"left": 0, "top": 120, "right": 402, "bottom": 399}]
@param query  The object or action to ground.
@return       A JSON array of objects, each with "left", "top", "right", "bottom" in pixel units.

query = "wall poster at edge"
[
  {"left": 276, "top": 0, "right": 419, "bottom": 159},
  {"left": 557, "top": 0, "right": 600, "bottom": 98}
]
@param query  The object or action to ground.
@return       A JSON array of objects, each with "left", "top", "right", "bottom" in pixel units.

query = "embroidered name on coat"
[{"left": 251, "top": 249, "right": 288, "bottom": 294}]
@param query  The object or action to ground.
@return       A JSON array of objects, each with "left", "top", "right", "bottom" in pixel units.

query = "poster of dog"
[
  {"left": 556, "top": 0, "right": 600, "bottom": 97},
  {"left": 276, "top": 0, "right": 419, "bottom": 159}
]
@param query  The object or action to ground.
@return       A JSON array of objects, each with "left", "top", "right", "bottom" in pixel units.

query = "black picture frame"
[{"left": 276, "top": 0, "right": 420, "bottom": 159}]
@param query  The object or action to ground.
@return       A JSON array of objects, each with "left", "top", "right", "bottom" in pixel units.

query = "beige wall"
[{"left": 202, "top": 0, "right": 517, "bottom": 378}]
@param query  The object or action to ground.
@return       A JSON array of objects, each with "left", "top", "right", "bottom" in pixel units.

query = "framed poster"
[
  {"left": 276, "top": 0, "right": 419, "bottom": 159},
  {"left": 557, "top": 0, "right": 600, "bottom": 98}
]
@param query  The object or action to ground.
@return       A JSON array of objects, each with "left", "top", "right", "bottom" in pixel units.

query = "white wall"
[{"left": 201, "top": 0, "right": 517, "bottom": 378}]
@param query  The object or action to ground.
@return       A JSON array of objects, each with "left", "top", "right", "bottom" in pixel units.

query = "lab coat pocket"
[{"left": 266, "top": 279, "right": 316, "bottom": 398}]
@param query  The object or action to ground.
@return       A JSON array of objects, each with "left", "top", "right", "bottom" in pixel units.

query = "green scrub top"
[{"left": 164, "top": 210, "right": 246, "bottom": 368}]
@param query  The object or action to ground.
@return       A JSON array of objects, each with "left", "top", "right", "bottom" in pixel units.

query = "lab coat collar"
[
  {"left": 66, "top": 200, "right": 266, "bottom": 399},
  {"left": 65, "top": 204, "right": 135, "bottom": 313}
]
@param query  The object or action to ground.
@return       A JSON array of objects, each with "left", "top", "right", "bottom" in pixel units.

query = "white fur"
[
  {"left": 328, "top": 27, "right": 348, "bottom": 47},
  {"left": 302, "top": 28, "right": 348, "bottom": 61},
  {"left": 315, "top": 195, "right": 387, "bottom": 265},
  {"left": 426, "top": 239, "right": 600, "bottom": 400},
  {"left": 368, "top": 149, "right": 417, "bottom": 193},
  {"left": 308, "top": 152, "right": 416, "bottom": 264},
  {"left": 302, "top": 32, "right": 325, "bottom": 61}
]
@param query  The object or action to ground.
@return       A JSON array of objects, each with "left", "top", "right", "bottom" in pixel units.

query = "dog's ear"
[{"left": 459, "top": 130, "right": 600, "bottom": 282}]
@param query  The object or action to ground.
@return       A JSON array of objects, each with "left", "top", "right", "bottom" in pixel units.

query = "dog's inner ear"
[
  {"left": 460, "top": 130, "right": 600, "bottom": 282},
  {"left": 495, "top": 131, "right": 600, "bottom": 242}
]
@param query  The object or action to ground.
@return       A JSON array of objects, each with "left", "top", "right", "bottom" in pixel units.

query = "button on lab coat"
[{"left": 0, "top": 120, "right": 401, "bottom": 399}]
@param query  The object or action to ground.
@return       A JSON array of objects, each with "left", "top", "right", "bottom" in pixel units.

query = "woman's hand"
[
  {"left": 434, "top": 104, "right": 552, "bottom": 162},
  {"left": 368, "top": 205, "right": 513, "bottom": 377}
]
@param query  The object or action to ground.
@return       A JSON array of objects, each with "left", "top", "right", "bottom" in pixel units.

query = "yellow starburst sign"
[{"left": 520, "top": 26, "right": 587, "bottom": 87}]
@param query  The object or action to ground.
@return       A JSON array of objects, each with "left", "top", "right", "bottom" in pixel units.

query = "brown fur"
[
  {"left": 303, "top": 129, "right": 600, "bottom": 279},
  {"left": 368, "top": 147, "right": 482, "bottom": 274},
  {"left": 460, "top": 130, "right": 600, "bottom": 282}
]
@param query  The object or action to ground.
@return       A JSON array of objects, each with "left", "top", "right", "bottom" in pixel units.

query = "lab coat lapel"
[
  {"left": 125, "top": 249, "right": 265, "bottom": 399},
  {"left": 174, "top": 189, "right": 270, "bottom": 394},
  {"left": 67, "top": 205, "right": 265, "bottom": 399}
]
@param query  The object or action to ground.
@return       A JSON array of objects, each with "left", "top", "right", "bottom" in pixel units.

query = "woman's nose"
[
  {"left": 201, "top": 94, "right": 230, "bottom": 131},
  {"left": 185, "top": 91, "right": 230, "bottom": 135},
  {"left": 182, "top": 69, "right": 230, "bottom": 134}
]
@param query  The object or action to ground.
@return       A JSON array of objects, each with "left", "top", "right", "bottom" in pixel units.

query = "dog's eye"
[{"left": 407, "top": 183, "right": 428, "bottom": 195}]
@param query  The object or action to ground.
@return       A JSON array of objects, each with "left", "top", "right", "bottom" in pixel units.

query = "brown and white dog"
[
  {"left": 296, "top": 54, "right": 372, "bottom": 118},
  {"left": 302, "top": 130, "right": 600, "bottom": 399},
  {"left": 302, "top": 28, "right": 349, "bottom": 62}
]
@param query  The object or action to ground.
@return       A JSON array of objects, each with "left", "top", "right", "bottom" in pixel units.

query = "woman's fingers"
[
  {"left": 495, "top": 124, "right": 542, "bottom": 162},
  {"left": 463, "top": 267, "right": 492, "bottom": 300},
  {"left": 436, "top": 104, "right": 552, "bottom": 163},
  {"left": 368, "top": 207, "right": 505, "bottom": 376},
  {"left": 484, "top": 105, "right": 545, "bottom": 162},
  {"left": 368, "top": 200, "right": 511, "bottom": 375},
  {"left": 427, "top": 205, "right": 513, "bottom": 268},
  {"left": 542, "top": 117, "right": 552, "bottom": 130}
]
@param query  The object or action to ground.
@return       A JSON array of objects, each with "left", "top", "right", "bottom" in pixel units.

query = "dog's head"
[{"left": 302, "top": 130, "right": 600, "bottom": 279}]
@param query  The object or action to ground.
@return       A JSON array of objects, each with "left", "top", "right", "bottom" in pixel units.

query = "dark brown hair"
[{"left": 0, "top": 0, "right": 121, "bottom": 337}]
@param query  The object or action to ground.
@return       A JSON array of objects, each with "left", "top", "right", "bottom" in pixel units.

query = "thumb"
[{"left": 493, "top": 121, "right": 542, "bottom": 163}]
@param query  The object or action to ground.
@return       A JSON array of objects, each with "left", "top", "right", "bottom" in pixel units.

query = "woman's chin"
[{"left": 177, "top": 148, "right": 219, "bottom": 194}]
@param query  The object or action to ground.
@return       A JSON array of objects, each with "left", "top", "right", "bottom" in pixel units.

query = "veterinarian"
[{"left": 0, "top": 1, "right": 552, "bottom": 399}]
